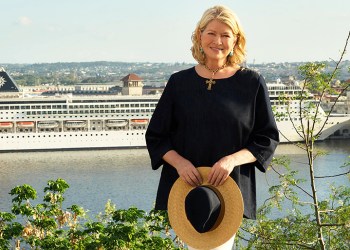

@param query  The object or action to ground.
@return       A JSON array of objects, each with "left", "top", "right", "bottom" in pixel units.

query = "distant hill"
[{"left": 1, "top": 60, "right": 349, "bottom": 86}]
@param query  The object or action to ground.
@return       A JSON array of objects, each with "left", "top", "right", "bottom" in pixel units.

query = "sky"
[{"left": 1, "top": 0, "right": 349, "bottom": 64}]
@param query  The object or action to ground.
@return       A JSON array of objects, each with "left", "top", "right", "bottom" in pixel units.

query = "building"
[{"left": 121, "top": 73, "right": 143, "bottom": 96}]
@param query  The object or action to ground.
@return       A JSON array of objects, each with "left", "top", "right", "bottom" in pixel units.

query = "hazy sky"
[{"left": 1, "top": 0, "right": 349, "bottom": 64}]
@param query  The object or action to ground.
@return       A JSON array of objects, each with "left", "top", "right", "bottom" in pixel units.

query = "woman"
[{"left": 146, "top": 5, "right": 279, "bottom": 249}]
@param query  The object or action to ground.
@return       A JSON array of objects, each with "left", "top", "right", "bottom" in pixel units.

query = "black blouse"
[{"left": 145, "top": 67, "right": 279, "bottom": 219}]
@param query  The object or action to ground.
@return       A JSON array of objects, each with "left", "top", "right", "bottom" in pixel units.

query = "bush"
[{"left": 0, "top": 179, "right": 185, "bottom": 250}]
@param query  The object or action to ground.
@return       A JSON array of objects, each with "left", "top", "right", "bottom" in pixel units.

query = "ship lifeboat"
[
  {"left": 0, "top": 122, "right": 13, "bottom": 128},
  {"left": 17, "top": 121, "right": 35, "bottom": 128},
  {"left": 106, "top": 119, "right": 128, "bottom": 127},
  {"left": 38, "top": 121, "right": 59, "bottom": 128},
  {"left": 130, "top": 119, "right": 148, "bottom": 125},
  {"left": 64, "top": 120, "right": 87, "bottom": 128}
]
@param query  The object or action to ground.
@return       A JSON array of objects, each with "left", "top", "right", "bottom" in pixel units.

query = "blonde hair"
[{"left": 191, "top": 5, "right": 246, "bottom": 66}]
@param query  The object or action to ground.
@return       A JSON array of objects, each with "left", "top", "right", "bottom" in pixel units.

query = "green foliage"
[
  {"left": 236, "top": 156, "right": 350, "bottom": 250},
  {"left": 0, "top": 179, "right": 185, "bottom": 249}
]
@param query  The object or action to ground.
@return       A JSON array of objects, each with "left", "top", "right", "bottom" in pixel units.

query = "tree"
[{"left": 236, "top": 31, "right": 350, "bottom": 249}]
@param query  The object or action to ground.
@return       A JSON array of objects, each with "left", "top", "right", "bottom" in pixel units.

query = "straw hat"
[{"left": 168, "top": 166, "right": 244, "bottom": 249}]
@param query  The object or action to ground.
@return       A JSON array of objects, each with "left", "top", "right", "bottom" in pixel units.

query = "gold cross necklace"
[{"left": 203, "top": 63, "right": 227, "bottom": 90}]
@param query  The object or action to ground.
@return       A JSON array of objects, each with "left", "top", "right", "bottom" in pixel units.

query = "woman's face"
[{"left": 200, "top": 19, "right": 236, "bottom": 64}]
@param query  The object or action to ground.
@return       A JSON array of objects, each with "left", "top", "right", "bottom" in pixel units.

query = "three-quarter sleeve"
[
  {"left": 145, "top": 77, "right": 175, "bottom": 170},
  {"left": 246, "top": 75, "right": 279, "bottom": 172}
]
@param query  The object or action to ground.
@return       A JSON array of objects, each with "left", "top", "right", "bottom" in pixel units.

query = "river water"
[{"left": 0, "top": 139, "right": 349, "bottom": 217}]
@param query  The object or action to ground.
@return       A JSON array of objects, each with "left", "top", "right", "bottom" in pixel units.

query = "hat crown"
[{"left": 185, "top": 186, "right": 222, "bottom": 233}]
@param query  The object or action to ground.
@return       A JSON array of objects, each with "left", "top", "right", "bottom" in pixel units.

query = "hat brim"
[{"left": 168, "top": 166, "right": 244, "bottom": 250}]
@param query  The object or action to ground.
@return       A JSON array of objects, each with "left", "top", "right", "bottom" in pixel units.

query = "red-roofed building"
[{"left": 121, "top": 73, "right": 143, "bottom": 96}]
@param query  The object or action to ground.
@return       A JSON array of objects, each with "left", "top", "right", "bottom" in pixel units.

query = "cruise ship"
[{"left": 0, "top": 68, "right": 349, "bottom": 151}]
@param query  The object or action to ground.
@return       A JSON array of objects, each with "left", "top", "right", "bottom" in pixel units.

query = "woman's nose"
[{"left": 213, "top": 35, "right": 222, "bottom": 44}]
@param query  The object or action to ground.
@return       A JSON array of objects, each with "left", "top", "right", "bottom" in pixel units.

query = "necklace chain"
[
  {"left": 203, "top": 63, "right": 227, "bottom": 90},
  {"left": 203, "top": 63, "right": 227, "bottom": 75}
]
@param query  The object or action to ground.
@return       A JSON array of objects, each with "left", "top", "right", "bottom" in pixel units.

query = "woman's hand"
[
  {"left": 163, "top": 150, "right": 202, "bottom": 186},
  {"left": 208, "top": 155, "right": 236, "bottom": 186},
  {"left": 175, "top": 159, "right": 202, "bottom": 187},
  {"left": 208, "top": 149, "right": 257, "bottom": 186}
]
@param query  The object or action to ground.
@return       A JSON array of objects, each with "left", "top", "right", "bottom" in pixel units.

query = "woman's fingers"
[
  {"left": 208, "top": 161, "right": 232, "bottom": 186},
  {"left": 177, "top": 163, "right": 202, "bottom": 186}
]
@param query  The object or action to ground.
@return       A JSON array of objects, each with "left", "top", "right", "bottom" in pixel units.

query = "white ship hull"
[
  {"left": 0, "top": 130, "right": 147, "bottom": 151},
  {"left": 277, "top": 116, "right": 350, "bottom": 143},
  {"left": 1, "top": 116, "right": 349, "bottom": 151},
  {"left": 1, "top": 69, "right": 349, "bottom": 151}
]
